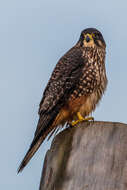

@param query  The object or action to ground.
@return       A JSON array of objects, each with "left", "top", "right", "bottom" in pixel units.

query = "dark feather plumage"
[{"left": 18, "top": 28, "right": 107, "bottom": 173}]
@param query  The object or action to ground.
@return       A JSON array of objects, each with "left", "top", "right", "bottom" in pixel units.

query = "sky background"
[{"left": 1, "top": 0, "right": 127, "bottom": 189}]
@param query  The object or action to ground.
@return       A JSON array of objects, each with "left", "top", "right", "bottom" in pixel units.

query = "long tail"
[{"left": 18, "top": 113, "right": 57, "bottom": 173}]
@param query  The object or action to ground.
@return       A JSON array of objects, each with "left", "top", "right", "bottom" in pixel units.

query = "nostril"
[{"left": 86, "top": 36, "right": 90, "bottom": 43}]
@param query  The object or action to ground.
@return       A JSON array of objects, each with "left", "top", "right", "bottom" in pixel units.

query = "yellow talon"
[
  {"left": 71, "top": 112, "right": 94, "bottom": 126},
  {"left": 84, "top": 116, "right": 94, "bottom": 122},
  {"left": 77, "top": 112, "right": 85, "bottom": 121}
]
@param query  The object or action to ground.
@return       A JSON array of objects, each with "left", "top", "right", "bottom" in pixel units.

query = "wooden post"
[{"left": 39, "top": 121, "right": 127, "bottom": 190}]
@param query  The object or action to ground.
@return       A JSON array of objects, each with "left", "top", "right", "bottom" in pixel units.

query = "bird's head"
[{"left": 79, "top": 28, "right": 106, "bottom": 49}]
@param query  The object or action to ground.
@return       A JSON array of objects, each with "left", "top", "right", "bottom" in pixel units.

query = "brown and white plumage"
[{"left": 18, "top": 28, "right": 107, "bottom": 173}]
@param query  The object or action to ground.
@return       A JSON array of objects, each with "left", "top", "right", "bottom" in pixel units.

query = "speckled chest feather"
[{"left": 68, "top": 46, "right": 107, "bottom": 117}]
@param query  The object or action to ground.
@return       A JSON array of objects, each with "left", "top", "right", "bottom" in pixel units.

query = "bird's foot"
[{"left": 71, "top": 112, "right": 94, "bottom": 126}]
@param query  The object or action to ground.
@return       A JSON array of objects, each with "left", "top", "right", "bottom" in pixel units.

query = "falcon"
[{"left": 18, "top": 28, "right": 107, "bottom": 172}]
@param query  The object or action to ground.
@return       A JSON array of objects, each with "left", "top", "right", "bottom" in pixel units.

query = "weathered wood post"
[{"left": 39, "top": 121, "right": 127, "bottom": 190}]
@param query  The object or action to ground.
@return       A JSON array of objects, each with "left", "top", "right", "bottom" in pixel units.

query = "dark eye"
[{"left": 94, "top": 33, "right": 98, "bottom": 39}]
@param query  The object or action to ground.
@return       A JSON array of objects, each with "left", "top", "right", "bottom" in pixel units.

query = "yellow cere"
[{"left": 84, "top": 33, "right": 93, "bottom": 40}]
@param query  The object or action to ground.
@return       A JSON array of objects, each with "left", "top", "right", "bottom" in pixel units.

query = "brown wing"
[
  {"left": 34, "top": 47, "right": 85, "bottom": 137},
  {"left": 18, "top": 46, "right": 85, "bottom": 173}
]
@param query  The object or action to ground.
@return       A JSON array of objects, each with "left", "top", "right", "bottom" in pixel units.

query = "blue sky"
[{"left": 1, "top": 0, "right": 127, "bottom": 189}]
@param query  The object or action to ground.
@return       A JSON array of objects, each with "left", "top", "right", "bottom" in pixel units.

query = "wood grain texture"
[{"left": 39, "top": 121, "right": 127, "bottom": 190}]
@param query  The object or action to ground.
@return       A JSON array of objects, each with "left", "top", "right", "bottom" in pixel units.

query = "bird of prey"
[{"left": 18, "top": 28, "right": 107, "bottom": 173}]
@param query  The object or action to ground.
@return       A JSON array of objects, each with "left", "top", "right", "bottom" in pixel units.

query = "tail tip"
[{"left": 17, "top": 162, "right": 25, "bottom": 174}]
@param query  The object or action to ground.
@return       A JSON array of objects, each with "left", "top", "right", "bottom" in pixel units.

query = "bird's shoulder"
[
  {"left": 39, "top": 45, "right": 85, "bottom": 114},
  {"left": 45, "top": 46, "right": 84, "bottom": 86},
  {"left": 59, "top": 45, "right": 84, "bottom": 66}
]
